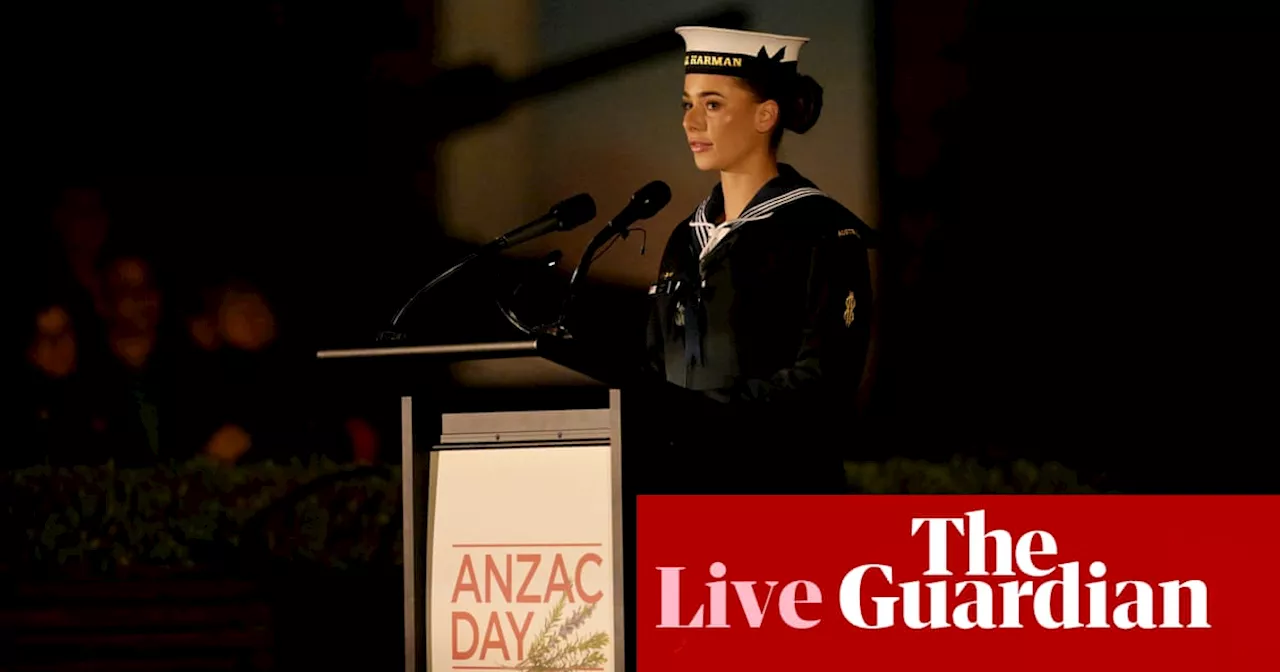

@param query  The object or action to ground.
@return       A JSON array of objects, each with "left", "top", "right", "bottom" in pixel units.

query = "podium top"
[
  {"left": 314, "top": 337, "right": 628, "bottom": 391},
  {"left": 315, "top": 340, "right": 538, "bottom": 361}
]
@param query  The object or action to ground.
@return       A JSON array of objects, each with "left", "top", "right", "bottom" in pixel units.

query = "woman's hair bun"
[{"left": 783, "top": 74, "right": 823, "bottom": 134}]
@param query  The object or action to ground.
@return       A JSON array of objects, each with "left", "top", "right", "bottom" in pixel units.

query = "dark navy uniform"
[{"left": 643, "top": 164, "right": 874, "bottom": 493}]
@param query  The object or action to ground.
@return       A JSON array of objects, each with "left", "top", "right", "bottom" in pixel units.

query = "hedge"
[
  {"left": 0, "top": 455, "right": 1095, "bottom": 579},
  {"left": 0, "top": 456, "right": 401, "bottom": 579}
]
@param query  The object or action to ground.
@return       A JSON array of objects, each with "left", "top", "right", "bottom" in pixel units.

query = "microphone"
[
  {"left": 379, "top": 194, "right": 596, "bottom": 341},
  {"left": 604, "top": 180, "right": 671, "bottom": 237},
  {"left": 487, "top": 193, "right": 596, "bottom": 251},
  {"left": 557, "top": 181, "right": 672, "bottom": 337}
]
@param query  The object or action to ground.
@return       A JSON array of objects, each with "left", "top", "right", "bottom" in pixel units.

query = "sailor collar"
[{"left": 690, "top": 164, "right": 830, "bottom": 261}]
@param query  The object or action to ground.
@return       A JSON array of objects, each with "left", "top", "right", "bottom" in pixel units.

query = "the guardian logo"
[{"left": 655, "top": 509, "right": 1210, "bottom": 631}]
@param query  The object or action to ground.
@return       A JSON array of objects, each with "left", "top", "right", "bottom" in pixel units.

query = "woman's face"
[{"left": 682, "top": 74, "right": 776, "bottom": 172}]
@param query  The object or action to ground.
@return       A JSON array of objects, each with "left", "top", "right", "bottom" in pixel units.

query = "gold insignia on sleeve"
[{"left": 843, "top": 290, "right": 857, "bottom": 327}]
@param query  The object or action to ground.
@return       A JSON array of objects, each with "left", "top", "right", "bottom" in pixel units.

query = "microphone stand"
[
  {"left": 378, "top": 240, "right": 504, "bottom": 342},
  {"left": 554, "top": 224, "right": 633, "bottom": 340},
  {"left": 378, "top": 192, "right": 594, "bottom": 342},
  {"left": 495, "top": 251, "right": 565, "bottom": 337}
]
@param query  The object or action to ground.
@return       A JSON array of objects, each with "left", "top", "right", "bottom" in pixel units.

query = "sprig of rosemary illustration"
[{"left": 509, "top": 582, "right": 609, "bottom": 672}]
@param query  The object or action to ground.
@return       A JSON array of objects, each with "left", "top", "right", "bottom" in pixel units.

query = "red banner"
[{"left": 636, "top": 495, "right": 1278, "bottom": 671}]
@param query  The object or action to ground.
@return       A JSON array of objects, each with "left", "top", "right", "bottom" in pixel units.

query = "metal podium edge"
[
  {"left": 317, "top": 340, "right": 538, "bottom": 359},
  {"left": 608, "top": 389, "right": 626, "bottom": 672}
]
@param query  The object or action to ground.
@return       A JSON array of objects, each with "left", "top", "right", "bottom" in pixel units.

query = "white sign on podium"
[{"left": 425, "top": 405, "right": 623, "bottom": 672}]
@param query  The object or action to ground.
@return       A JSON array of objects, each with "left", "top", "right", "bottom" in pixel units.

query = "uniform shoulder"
[{"left": 782, "top": 192, "right": 878, "bottom": 247}]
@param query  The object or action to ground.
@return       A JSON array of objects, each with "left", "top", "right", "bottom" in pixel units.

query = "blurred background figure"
[
  {"left": 211, "top": 285, "right": 278, "bottom": 353},
  {"left": 103, "top": 256, "right": 162, "bottom": 370},
  {"left": 29, "top": 305, "right": 77, "bottom": 380},
  {"left": 23, "top": 189, "right": 158, "bottom": 467}
]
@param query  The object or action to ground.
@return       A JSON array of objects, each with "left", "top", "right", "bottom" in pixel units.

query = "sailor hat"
[{"left": 676, "top": 26, "right": 809, "bottom": 79}]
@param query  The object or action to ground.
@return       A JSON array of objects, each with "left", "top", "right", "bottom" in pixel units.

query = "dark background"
[
  {"left": 871, "top": 0, "right": 1278, "bottom": 492},
  {"left": 8, "top": 0, "right": 1278, "bottom": 669}
]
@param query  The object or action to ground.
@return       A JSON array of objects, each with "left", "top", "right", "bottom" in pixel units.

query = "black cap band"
[{"left": 683, "top": 46, "right": 798, "bottom": 80}]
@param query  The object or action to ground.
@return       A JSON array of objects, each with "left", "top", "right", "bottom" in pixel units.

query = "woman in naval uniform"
[{"left": 642, "top": 26, "right": 875, "bottom": 494}]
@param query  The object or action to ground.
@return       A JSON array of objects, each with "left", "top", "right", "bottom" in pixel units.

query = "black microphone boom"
[
  {"left": 488, "top": 193, "right": 596, "bottom": 251},
  {"left": 379, "top": 193, "right": 596, "bottom": 340}
]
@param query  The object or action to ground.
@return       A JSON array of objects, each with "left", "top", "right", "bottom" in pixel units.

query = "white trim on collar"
[{"left": 694, "top": 186, "right": 828, "bottom": 261}]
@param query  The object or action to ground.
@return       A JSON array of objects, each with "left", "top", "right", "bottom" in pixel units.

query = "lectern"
[{"left": 316, "top": 337, "right": 651, "bottom": 672}]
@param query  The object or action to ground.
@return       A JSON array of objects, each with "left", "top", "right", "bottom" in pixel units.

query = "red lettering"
[
  {"left": 507, "top": 611, "right": 534, "bottom": 660},
  {"left": 544, "top": 553, "right": 574, "bottom": 603},
  {"left": 452, "top": 555, "right": 480, "bottom": 603},
  {"left": 516, "top": 554, "right": 542, "bottom": 603},
  {"left": 575, "top": 553, "right": 604, "bottom": 604},
  {"left": 485, "top": 554, "right": 512, "bottom": 602},
  {"left": 457, "top": 550, "right": 606, "bottom": 608},
  {"left": 478, "top": 612, "right": 510, "bottom": 660},
  {"left": 452, "top": 612, "right": 478, "bottom": 659}
]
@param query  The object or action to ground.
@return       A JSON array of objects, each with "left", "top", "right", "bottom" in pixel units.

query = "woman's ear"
[{"left": 755, "top": 99, "right": 780, "bottom": 135}]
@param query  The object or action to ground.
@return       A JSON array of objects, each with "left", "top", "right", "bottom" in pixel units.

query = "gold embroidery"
[
  {"left": 843, "top": 291, "right": 856, "bottom": 327},
  {"left": 684, "top": 55, "right": 745, "bottom": 68}
]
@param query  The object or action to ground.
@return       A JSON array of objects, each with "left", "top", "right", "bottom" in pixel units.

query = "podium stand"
[{"left": 316, "top": 338, "right": 641, "bottom": 672}]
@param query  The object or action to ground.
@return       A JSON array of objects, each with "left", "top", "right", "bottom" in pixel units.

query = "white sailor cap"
[{"left": 675, "top": 26, "right": 809, "bottom": 79}]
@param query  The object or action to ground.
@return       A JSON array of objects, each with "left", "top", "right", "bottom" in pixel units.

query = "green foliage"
[
  {"left": 513, "top": 585, "right": 610, "bottom": 672},
  {"left": 0, "top": 456, "right": 401, "bottom": 578}
]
